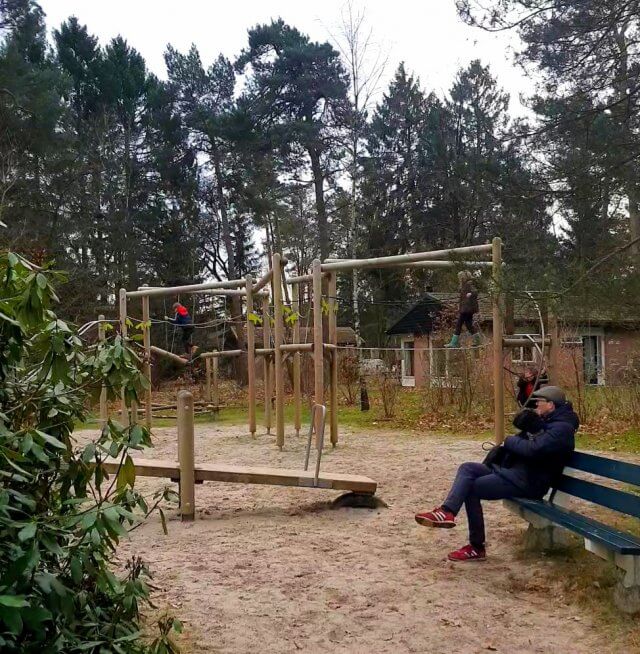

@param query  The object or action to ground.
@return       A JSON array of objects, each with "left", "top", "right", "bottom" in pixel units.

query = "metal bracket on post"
[{"left": 304, "top": 404, "right": 327, "bottom": 488}]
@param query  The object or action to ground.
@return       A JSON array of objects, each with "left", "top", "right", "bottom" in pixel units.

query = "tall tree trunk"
[
  {"left": 124, "top": 123, "right": 139, "bottom": 289},
  {"left": 308, "top": 147, "right": 329, "bottom": 260},
  {"left": 212, "top": 142, "right": 247, "bottom": 384},
  {"left": 348, "top": 137, "right": 369, "bottom": 411},
  {"left": 614, "top": 23, "right": 639, "bottom": 257},
  {"left": 628, "top": 185, "right": 640, "bottom": 255}
]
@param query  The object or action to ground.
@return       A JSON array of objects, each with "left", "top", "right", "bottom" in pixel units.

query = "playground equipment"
[
  {"left": 281, "top": 241, "right": 505, "bottom": 446},
  {"left": 103, "top": 392, "right": 378, "bottom": 520},
  {"left": 108, "top": 237, "right": 559, "bottom": 448}
]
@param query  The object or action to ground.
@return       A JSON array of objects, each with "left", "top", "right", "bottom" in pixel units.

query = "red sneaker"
[
  {"left": 447, "top": 544, "right": 486, "bottom": 562},
  {"left": 415, "top": 507, "right": 456, "bottom": 528}
]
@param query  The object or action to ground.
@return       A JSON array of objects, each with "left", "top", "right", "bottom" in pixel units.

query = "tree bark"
[
  {"left": 212, "top": 141, "right": 247, "bottom": 384},
  {"left": 308, "top": 146, "right": 329, "bottom": 260}
]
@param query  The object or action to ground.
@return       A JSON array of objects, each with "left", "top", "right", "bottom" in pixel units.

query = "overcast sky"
[{"left": 38, "top": 0, "right": 531, "bottom": 115}]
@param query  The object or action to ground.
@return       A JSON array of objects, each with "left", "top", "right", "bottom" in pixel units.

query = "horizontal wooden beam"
[
  {"left": 128, "top": 279, "right": 246, "bottom": 298},
  {"left": 198, "top": 349, "right": 243, "bottom": 359},
  {"left": 320, "top": 244, "right": 493, "bottom": 272},
  {"left": 279, "top": 343, "right": 313, "bottom": 353},
  {"left": 199, "top": 288, "right": 267, "bottom": 297},
  {"left": 503, "top": 337, "right": 551, "bottom": 347},
  {"left": 252, "top": 270, "right": 273, "bottom": 294},
  {"left": 325, "top": 258, "right": 493, "bottom": 270},
  {"left": 150, "top": 345, "right": 189, "bottom": 365},
  {"left": 285, "top": 272, "right": 330, "bottom": 285}
]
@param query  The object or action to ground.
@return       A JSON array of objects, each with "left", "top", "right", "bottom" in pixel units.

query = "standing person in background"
[
  {"left": 445, "top": 271, "right": 482, "bottom": 348},
  {"left": 165, "top": 302, "right": 195, "bottom": 357}
]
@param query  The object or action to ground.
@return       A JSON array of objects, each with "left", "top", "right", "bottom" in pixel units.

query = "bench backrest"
[{"left": 551, "top": 451, "right": 640, "bottom": 519}]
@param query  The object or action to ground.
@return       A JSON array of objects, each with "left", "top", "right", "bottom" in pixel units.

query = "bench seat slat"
[
  {"left": 567, "top": 451, "right": 640, "bottom": 486},
  {"left": 554, "top": 475, "right": 640, "bottom": 519},
  {"left": 512, "top": 498, "right": 640, "bottom": 554}
]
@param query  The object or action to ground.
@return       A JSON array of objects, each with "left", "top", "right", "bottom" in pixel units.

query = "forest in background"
[{"left": 2, "top": 0, "right": 640, "bottom": 345}]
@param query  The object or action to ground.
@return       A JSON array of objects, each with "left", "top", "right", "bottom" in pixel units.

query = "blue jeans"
[{"left": 442, "top": 462, "right": 527, "bottom": 548}]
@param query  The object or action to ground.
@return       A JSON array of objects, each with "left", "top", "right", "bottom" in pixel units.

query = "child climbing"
[
  {"left": 516, "top": 367, "right": 549, "bottom": 408},
  {"left": 165, "top": 302, "right": 195, "bottom": 356},
  {"left": 445, "top": 270, "right": 482, "bottom": 348}
]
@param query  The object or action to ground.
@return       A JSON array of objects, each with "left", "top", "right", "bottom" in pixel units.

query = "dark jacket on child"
[{"left": 459, "top": 281, "right": 479, "bottom": 314}]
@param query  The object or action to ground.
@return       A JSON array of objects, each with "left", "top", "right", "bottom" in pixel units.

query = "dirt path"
[{"left": 100, "top": 424, "right": 633, "bottom": 653}]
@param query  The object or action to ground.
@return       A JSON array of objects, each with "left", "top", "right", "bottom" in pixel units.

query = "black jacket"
[
  {"left": 459, "top": 281, "right": 479, "bottom": 314},
  {"left": 494, "top": 402, "right": 578, "bottom": 497}
]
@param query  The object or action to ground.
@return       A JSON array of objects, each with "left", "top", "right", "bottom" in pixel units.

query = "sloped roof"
[
  {"left": 386, "top": 294, "right": 443, "bottom": 336},
  {"left": 388, "top": 292, "right": 640, "bottom": 336}
]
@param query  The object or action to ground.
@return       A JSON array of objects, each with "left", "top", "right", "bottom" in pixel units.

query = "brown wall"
[
  {"left": 406, "top": 326, "right": 640, "bottom": 388},
  {"left": 604, "top": 329, "right": 640, "bottom": 384}
]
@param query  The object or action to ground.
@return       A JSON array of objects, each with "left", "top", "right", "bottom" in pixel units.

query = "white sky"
[{"left": 39, "top": 0, "right": 531, "bottom": 115}]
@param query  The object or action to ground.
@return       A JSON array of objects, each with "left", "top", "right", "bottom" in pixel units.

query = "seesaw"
[{"left": 103, "top": 394, "right": 379, "bottom": 519}]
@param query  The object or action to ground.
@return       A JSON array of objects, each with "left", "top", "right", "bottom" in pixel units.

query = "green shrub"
[{"left": 0, "top": 253, "right": 178, "bottom": 653}]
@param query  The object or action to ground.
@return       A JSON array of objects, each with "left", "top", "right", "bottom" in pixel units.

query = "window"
[
  {"left": 582, "top": 334, "right": 604, "bottom": 385},
  {"left": 511, "top": 345, "right": 535, "bottom": 365},
  {"left": 510, "top": 334, "right": 538, "bottom": 366},
  {"left": 401, "top": 339, "right": 415, "bottom": 387},
  {"left": 429, "top": 344, "right": 462, "bottom": 387}
]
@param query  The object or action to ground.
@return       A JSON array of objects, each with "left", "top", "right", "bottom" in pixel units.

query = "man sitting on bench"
[{"left": 414, "top": 386, "right": 578, "bottom": 562}]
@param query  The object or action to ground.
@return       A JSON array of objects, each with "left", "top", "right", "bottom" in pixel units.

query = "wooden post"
[
  {"left": 272, "top": 254, "right": 285, "bottom": 449},
  {"left": 328, "top": 272, "right": 338, "bottom": 447},
  {"left": 205, "top": 357, "right": 212, "bottom": 402},
  {"left": 98, "top": 315, "right": 108, "bottom": 427},
  {"left": 211, "top": 356, "right": 219, "bottom": 408},
  {"left": 505, "top": 292, "right": 515, "bottom": 336},
  {"left": 177, "top": 390, "right": 195, "bottom": 521},
  {"left": 292, "top": 282, "right": 301, "bottom": 437},
  {"left": 141, "top": 290, "right": 152, "bottom": 430},
  {"left": 492, "top": 238, "right": 505, "bottom": 444},
  {"left": 118, "top": 288, "right": 130, "bottom": 426},
  {"left": 312, "top": 259, "right": 324, "bottom": 447},
  {"left": 262, "top": 295, "right": 272, "bottom": 434},
  {"left": 246, "top": 274, "right": 257, "bottom": 437}
]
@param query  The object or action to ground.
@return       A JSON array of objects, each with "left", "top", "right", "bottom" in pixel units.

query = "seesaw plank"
[{"left": 102, "top": 458, "right": 377, "bottom": 494}]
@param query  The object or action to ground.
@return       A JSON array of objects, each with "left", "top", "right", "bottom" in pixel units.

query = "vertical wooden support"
[
  {"left": 98, "top": 314, "right": 108, "bottom": 427},
  {"left": 292, "top": 282, "right": 302, "bottom": 437},
  {"left": 211, "top": 356, "right": 219, "bottom": 408},
  {"left": 548, "top": 311, "right": 560, "bottom": 384},
  {"left": 177, "top": 390, "right": 195, "bottom": 521},
  {"left": 328, "top": 272, "right": 339, "bottom": 447},
  {"left": 141, "top": 290, "right": 152, "bottom": 430},
  {"left": 505, "top": 292, "right": 515, "bottom": 336},
  {"left": 246, "top": 275, "right": 257, "bottom": 437},
  {"left": 312, "top": 260, "right": 324, "bottom": 448},
  {"left": 262, "top": 295, "right": 272, "bottom": 434},
  {"left": 272, "top": 254, "right": 285, "bottom": 449},
  {"left": 492, "top": 238, "right": 505, "bottom": 444},
  {"left": 118, "top": 288, "right": 130, "bottom": 426},
  {"left": 205, "top": 357, "right": 212, "bottom": 402}
]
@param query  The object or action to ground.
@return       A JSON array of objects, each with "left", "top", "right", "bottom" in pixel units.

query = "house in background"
[{"left": 386, "top": 293, "right": 640, "bottom": 388}]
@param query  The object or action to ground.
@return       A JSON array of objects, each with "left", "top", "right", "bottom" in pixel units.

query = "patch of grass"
[
  {"left": 81, "top": 386, "right": 640, "bottom": 455},
  {"left": 576, "top": 429, "right": 640, "bottom": 455},
  {"left": 515, "top": 539, "right": 640, "bottom": 646}
]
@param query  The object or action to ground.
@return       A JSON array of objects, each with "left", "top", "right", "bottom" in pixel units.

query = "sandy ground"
[{"left": 94, "top": 423, "right": 635, "bottom": 653}]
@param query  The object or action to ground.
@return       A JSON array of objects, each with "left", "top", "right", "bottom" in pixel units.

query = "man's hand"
[{"left": 512, "top": 408, "right": 544, "bottom": 434}]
